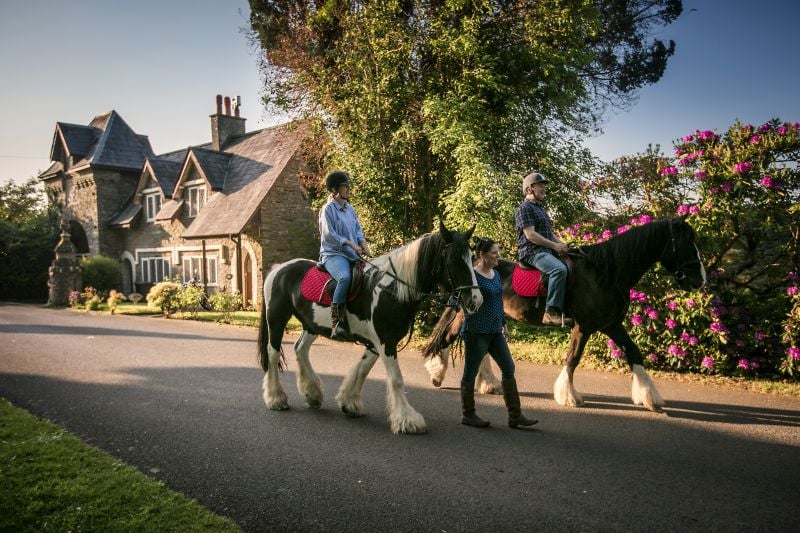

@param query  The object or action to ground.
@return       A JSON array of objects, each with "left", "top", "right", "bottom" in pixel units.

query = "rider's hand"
[
  {"left": 360, "top": 243, "right": 371, "bottom": 257},
  {"left": 553, "top": 242, "right": 569, "bottom": 256}
]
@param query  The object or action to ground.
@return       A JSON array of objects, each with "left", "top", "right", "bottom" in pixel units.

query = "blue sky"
[{"left": 1, "top": 0, "right": 798, "bottom": 185}]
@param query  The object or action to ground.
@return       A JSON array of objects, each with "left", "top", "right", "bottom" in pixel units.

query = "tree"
[
  {"left": 0, "top": 178, "right": 60, "bottom": 300},
  {"left": 248, "top": 0, "right": 682, "bottom": 248}
]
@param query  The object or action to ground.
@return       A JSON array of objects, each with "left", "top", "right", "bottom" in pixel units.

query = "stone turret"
[{"left": 47, "top": 218, "right": 82, "bottom": 306}]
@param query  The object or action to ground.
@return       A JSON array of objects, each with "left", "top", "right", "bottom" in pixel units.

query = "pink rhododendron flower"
[
  {"left": 676, "top": 205, "right": 690, "bottom": 215},
  {"left": 685, "top": 299, "right": 696, "bottom": 308},
  {"left": 665, "top": 318, "right": 677, "bottom": 329},
  {"left": 639, "top": 214, "right": 652, "bottom": 224},
  {"left": 721, "top": 182, "right": 733, "bottom": 192},
  {"left": 582, "top": 233, "right": 594, "bottom": 241},
  {"left": 733, "top": 162, "right": 752, "bottom": 174},
  {"left": 674, "top": 149, "right": 683, "bottom": 157},
  {"left": 684, "top": 135, "right": 694, "bottom": 141},
  {"left": 687, "top": 335, "right": 699, "bottom": 346},
  {"left": 688, "top": 205, "right": 700, "bottom": 215},
  {"left": 668, "top": 344, "right": 686, "bottom": 358},
  {"left": 645, "top": 307, "right": 659, "bottom": 320},
  {"left": 606, "top": 339, "right": 617, "bottom": 348},
  {"left": 742, "top": 124, "right": 753, "bottom": 132},
  {"left": 792, "top": 122, "right": 800, "bottom": 129},
  {"left": 647, "top": 353, "right": 659, "bottom": 363},
  {"left": 749, "top": 135, "right": 760, "bottom": 144},
  {"left": 659, "top": 166, "right": 678, "bottom": 175},
  {"left": 710, "top": 321, "right": 728, "bottom": 334},
  {"left": 600, "top": 230, "right": 613, "bottom": 240},
  {"left": 788, "top": 272, "right": 800, "bottom": 282},
  {"left": 680, "top": 331, "right": 691, "bottom": 342},
  {"left": 611, "top": 348, "right": 623, "bottom": 359},
  {"left": 630, "top": 314, "right": 643, "bottom": 326},
  {"left": 738, "top": 359, "right": 751, "bottom": 370},
  {"left": 758, "top": 123, "right": 772, "bottom": 133},
  {"left": 616, "top": 225, "right": 629, "bottom": 234},
  {"left": 754, "top": 332, "right": 766, "bottom": 341},
  {"left": 787, "top": 286, "right": 799, "bottom": 296},
  {"left": 701, "top": 357, "right": 714, "bottom": 369},
  {"left": 698, "top": 130, "right": 716, "bottom": 140},
  {"left": 667, "top": 300, "right": 678, "bottom": 311},
  {"left": 788, "top": 347, "right": 800, "bottom": 360},
  {"left": 760, "top": 176, "right": 774, "bottom": 187},
  {"left": 694, "top": 171, "right": 707, "bottom": 180},
  {"left": 777, "top": 126, "right": 788, "bottom": 135}
]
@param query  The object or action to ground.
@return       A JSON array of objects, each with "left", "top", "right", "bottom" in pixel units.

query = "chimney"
[{"left": 211, "top": 94, "right": 246, "bottom": 151}]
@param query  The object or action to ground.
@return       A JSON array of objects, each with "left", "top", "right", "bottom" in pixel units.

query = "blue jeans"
[
  {"left": 461, "top": 331, "right": 515, "bottom": 386},
  {"left": 323, "top": 255, "right": 353, "bottom": 304},
  {"left": 524, "top": 252, "right": 568, "bottom": 312}
]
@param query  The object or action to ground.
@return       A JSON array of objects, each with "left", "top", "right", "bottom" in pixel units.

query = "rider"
[
  {"left": 319, "top": 170, "right": 371, "bottom": 341},
  {"left": 515, "top": 171, "right": 573, "bottom": 327}
]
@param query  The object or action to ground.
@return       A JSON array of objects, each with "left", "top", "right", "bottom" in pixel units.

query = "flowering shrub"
[
  {"left": 178, "top": 284, "right": 205, "bottom": 319},
  {"left": 565, "top": 120, "right": 800, "bottom": 379},
  {"left": 209, "top": 291, "right": 242, "bottom": 323},
  {"left": 68, "top": 290, "right": 83, "bottom": 308},
  {"left": 107, "top": 290, "right": 126, "bottom": 314},
  {"left": 146, "top": 280, "right": 182, "bottom": 317}
]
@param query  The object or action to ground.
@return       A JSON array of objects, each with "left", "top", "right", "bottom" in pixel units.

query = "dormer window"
[
  {"left": 187, "top": 185, "right": 206, "bottom": 218},
  {"left": 143, "top": 188, "right": 162, "bottom": 221}
]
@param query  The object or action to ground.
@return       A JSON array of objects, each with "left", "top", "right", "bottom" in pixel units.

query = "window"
[
  {"left": 141, "top": 257, "right": 170, "bottom": 283},
  {"left": 187, "top": 186, "right": 206, "bottom": 218},
  {"left": 181, "top": 256, "right": 218, "bottom": 286},
  {"left": 144, "top": 193, "right": 162, "bottom": 221}
]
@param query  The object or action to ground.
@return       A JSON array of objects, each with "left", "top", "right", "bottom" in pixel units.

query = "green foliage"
[
  {"left": 106, "top": 290, "right": 126, "bottom": 314},
  {"left": 0, "top": 178, "right": 60, "bottom": 300},
  {"left": 248, "top": 0, "right": 681, "bottom": 248},
  {"left": 209, "top": 291, "right": 243, "bottom": 323},
  {"left": 80, "top": 255, "right": 122, "bottom": 292},
  {"left": 178, "top": 284, "right": 205, "bottom": 319},
  {"left": 146, "top": 280, "right": 182, "bottom": 317}
]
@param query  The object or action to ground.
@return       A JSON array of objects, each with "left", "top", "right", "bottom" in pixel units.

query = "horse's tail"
[
  {"left": 257, "top": 296, "right": 270, "bottom": 372},
  {"left": 421, "top": 306, "right": 464, "bottom": 359}
]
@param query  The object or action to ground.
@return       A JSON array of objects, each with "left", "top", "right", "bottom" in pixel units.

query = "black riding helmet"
[{"left": 325, "top": 171, "right": 351, "bottom": 192}]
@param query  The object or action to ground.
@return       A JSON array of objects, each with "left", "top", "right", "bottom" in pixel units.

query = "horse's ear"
[
  {"left": 465, "top": 224, "right": 476, "bottom": 240},
  {"left": 439, "top": 220, "right": 453, "bottom": 243}
]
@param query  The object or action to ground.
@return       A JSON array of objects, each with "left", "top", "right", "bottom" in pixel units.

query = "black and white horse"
[
  {"left": 422, "top": 217, "right": 707, "bottom": 412},
  {"left": 258, "top": 222, "right": 482, "bottom": 434}
]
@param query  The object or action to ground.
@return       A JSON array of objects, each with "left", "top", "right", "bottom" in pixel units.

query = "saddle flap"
[
  {"left": 301, "top": 262, "right": 365, "bottom": 305},
  {"left": 511, "top": 263, "right": 547, "bottom": 298}
]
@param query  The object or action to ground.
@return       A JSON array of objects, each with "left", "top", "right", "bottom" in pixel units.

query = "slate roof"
[
  {"left": 54, "top": 123, "right": 97, "bottom": 159},
  {"left": 188, "top": 147, "right": 232, "bottom": 190},
  {"left": 182, "top": 122, "right": 308, "bottom": 239},
  {"left": 40, "top": 161, "right": 64, "bottom": 178},
  {"left": 67, "top": 111, "right": 154, "bottom": 171},
  {"left": 155, "top": 199, "right": 184, "bottom": 221},
  {"left": 108, "top": 203, "right": 142, "bottom": 228},
  {"left": 145, "top": 158, "right": 183, "bottom": 197}
]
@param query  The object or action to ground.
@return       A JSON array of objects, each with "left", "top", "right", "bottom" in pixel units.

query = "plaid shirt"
[{"left": 515, "top": 199, "right": 556, "bottom": 260}]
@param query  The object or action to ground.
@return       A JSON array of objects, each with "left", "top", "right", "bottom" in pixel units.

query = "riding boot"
[
  {"left": 460, "top": 381, "right": 490, "bottom": 428},
  {"left": 502, "top": 378, "right": 538, "bottom": 428},
  {"left": 330, "top": 303, "right": 354, "bottom": 342}
]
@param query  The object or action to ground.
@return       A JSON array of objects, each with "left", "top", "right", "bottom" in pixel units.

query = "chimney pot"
[
  {"left": 224, "top": 96, "right": 231, "bottom": 116},
  {"left": 216, "top": 94, "right": 223, "bottom": 115}
]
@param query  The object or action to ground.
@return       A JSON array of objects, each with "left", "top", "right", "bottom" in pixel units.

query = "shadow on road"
[{"left": 0, "top": 323, "right": 251, "bottom": 343}]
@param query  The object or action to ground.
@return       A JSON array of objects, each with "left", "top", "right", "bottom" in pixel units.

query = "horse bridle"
[{"left": 661, "top": 220, "right": 703, "bottom": 283}]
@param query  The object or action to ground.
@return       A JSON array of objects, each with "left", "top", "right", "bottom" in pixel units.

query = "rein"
[{"left": 661, "top": 220, "right": 703, "bottom": 283}]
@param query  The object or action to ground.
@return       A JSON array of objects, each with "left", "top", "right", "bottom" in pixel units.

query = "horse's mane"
[
  {"left": 576, "top": 218, "right": 676, "bottom": 286},
  {"left": 368, "top": 232, "right": 447, "bottom": 303}
]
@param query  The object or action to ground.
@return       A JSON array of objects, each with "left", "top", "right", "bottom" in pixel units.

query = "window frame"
[
  {"left": 144, "top": 192, "right": 162, "bottom": 221},
  {"left": 181, "top": 255, "right": 218, "bottom": 286},
  {"left": 186, "top": 186, "right": 207, "bottom": 218},
  {"left": 140, "top": 257, "right": 171, "bottom": 284}
]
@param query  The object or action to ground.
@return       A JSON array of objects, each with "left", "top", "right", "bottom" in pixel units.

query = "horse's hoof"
[
  {"left": 432, "top": 378, "right": 442, "bottom": 388},
  {"left": 305, "top": 397, "right": 322, "bottom": 409},
  {"left": 267, "top": 402, "right": 290, "bottom": 411},
  {"left": 340, "top": 405, "right": 364, "bottom": 417},
  {"left": 394, "top": 423, "right": 427, "bottom": 435}
]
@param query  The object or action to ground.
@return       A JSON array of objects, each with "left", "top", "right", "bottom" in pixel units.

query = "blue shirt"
[
  {"left": 515, "top": 199, "right": 556, "bottom": 260},
  {"left": 319, "top": 197, "right": 365, "bottom": 262},
  {"left": 463, "top": 270, "right": 506, "bottom": 334}
]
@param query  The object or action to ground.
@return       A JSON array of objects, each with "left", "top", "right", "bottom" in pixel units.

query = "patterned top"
[
  {"left": 515, "top": 199, "right": 556, "bottom": 260},
  {"left": 319, "top": 197, "right": 366, "bottom": 262},
  {"left": 463, "top": 270, "right": 506, "bottom": 334}
]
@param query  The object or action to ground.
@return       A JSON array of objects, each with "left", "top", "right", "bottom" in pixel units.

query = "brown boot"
[
  {"left": 460, "top": 381, "right": 490, "bottom": 428},
  {"left": 542, "top": 308, "right": 573, "bottom": 327},
  {"left": 502, "top": 378, "right": 538, "bottom": 428},
  {"left": 330, "top": 303, "right": 354, "bottom": 342}
]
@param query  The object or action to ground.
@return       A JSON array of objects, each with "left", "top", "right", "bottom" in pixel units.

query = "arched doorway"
[
  {"left": 68, "top": 220, "right": 90, "bottom": 256},
  {"left": 121, "top": 258, "right": 135, "bottom": 294}
]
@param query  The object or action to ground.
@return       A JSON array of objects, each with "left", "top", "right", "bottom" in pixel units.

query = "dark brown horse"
[{"left": 422, "top": 217, "right": 707, "bottom": 411}]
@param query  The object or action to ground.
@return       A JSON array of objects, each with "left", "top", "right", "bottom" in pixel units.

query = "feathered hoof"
[
  {"left": 477, "top": 381, "right": 502, "bottom": 395},
  {"left": 392, "top": 418, "right": 427, "bottom": 435},
  {"left": 304, "top": 395, "right": 322, "bottom": 409},
  {"left": 266, "top": 399, "right": 290, "bottom": 411},
  {"left": 431, "top": 378, "right": 442, "bottom": 388},
  {"left": 337, "top": 399, "right": 364, "bottom": 418}
]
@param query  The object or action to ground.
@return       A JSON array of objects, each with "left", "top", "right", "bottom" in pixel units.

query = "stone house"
[{"left": 39, "top": 96, "right": 319, "bottom": 308}]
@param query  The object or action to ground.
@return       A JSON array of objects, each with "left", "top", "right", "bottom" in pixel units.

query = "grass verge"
[{"left": 0, "top": 398, "right": 241, "bottom": 532}]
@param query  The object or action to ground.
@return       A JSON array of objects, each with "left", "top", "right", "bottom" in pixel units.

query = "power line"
[{"left": 0, "top": 155, "right": 50, "bottom": 160}]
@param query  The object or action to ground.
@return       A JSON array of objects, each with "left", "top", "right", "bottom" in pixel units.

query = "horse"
[
  {"left": 258, "top": 222, "right": 483, "bottom": 434},
  {"left": 422, "top": 217, "right": 707, "bottom": 412}
]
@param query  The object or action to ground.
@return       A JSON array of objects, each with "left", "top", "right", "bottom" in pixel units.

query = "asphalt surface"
[{"left": 1, "top": 302, "right": 799, "bottom": 532}]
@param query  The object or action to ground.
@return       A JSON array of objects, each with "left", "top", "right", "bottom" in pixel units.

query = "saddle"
[
  {"left": 300, "top": 262, "right": 366, "bottom": 306},
  {"left": 511, "top": 256, "right": 574, "bottom": 298}
]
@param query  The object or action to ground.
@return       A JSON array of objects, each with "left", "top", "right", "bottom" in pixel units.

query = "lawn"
[{"left": 0, "top": 398, "right": 240, "bottom": 531}]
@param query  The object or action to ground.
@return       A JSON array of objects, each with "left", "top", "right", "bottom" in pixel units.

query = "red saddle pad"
[
  {"left": 511, "top": 264, "right": 546, "bottom": 298},
  {"left": 300, "top": 265, "right": 362, "bottom": 305}
]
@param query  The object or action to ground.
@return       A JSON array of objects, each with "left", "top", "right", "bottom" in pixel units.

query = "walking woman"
[{"left": 460, "top": 237, "right": 537, "bottom": 429}]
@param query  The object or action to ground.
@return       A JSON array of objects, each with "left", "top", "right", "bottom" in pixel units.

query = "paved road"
[{"left": 1, "top": 303, "right": 798, "bottom": 532}]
